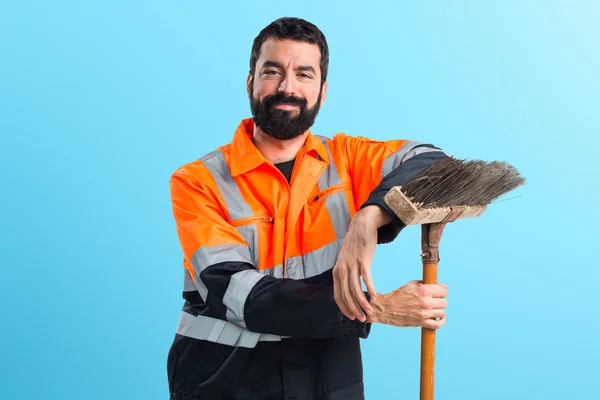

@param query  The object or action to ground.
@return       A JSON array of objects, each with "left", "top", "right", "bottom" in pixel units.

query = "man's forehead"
[{"left": 257, "top": 38, "right": 321, "bottom": 66}]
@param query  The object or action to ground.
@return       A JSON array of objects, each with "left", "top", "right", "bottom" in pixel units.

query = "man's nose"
[{"left": 278, "top": 75, "right": 296, "bottom": 96}]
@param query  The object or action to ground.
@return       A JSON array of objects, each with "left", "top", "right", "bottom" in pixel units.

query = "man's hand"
[
  {"left": 333, "top": 205, "right": 391, "bottom": 322},
  {"left": 367, "top": 280, "right": 448, "bottom": 329}
]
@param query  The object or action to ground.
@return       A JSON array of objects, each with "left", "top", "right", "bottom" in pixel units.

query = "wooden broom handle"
[
  {"left": 421, "top": 262, "right": 438, "bottom": 400},
  {"left": 420, "top": 223, "right": 445, "bottom": 400}
]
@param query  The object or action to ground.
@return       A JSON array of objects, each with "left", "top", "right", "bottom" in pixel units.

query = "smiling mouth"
[{"left": 272, "top": 104, "right": 300, "bottom": 110}]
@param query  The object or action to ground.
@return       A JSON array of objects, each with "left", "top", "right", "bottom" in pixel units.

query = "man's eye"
[
  {"left": 265, "top": 70, "right": 280, "bottom": 75},
  {"left": 298, "top": 73, "right": 312, "bottom": 79}
]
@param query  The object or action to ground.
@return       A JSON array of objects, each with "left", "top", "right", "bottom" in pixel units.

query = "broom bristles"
[{"left": 401, "top": 157, "right": 526, "bottom": 208}]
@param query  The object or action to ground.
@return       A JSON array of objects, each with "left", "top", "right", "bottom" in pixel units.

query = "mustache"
[{"left": 262, "top": 93, "right": 307, "bottom": 108}]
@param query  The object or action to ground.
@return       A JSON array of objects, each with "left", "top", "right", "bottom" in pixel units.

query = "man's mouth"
[{"left": 272, "top": 103, "right": 300, "bottom": 110}]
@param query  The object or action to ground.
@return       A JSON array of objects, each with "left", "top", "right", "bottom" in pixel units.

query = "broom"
[{"left": 383, "top": 157, "right": 525, "bottom": 400}]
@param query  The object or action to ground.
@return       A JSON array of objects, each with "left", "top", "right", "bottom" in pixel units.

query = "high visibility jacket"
[{"left": 168, "top": 118, "right": 448, "bottom": 400}]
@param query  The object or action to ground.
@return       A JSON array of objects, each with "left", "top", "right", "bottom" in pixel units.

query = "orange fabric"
[{"left": 171, "top": 118, "right": 408, "bottom": 275}]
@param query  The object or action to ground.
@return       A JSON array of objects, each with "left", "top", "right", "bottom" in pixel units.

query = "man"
[{"left": 168, "top": 17, "right": 450, "bottom": 400}]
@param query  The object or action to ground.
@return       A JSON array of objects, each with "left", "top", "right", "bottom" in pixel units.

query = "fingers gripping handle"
[{"left": 420, "top": 223, "right": 446, "bottom": 400}]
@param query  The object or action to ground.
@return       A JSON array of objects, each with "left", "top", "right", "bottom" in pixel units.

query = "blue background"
[{"left": 1, "top": 1, "right": 598, "bottom": 399}]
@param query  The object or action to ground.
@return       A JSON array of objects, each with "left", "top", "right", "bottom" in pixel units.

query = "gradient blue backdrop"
[{"left": 1, "top": 1, "right": 598, "bottom": 399}]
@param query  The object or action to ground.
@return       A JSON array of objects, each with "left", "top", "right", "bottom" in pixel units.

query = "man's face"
[{"left": 248, "top": 38, "right": 327, "bottom": 140}]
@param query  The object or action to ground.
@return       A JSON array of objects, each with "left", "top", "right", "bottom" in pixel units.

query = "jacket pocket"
[
  {"left": 229, "top": 216, "right": 274, "bottom": 267},
  {"left": 308, "top": 183, "right": 351, "bottom": 205}
]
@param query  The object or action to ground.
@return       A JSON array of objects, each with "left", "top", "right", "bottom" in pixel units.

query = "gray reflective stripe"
[
  {"left": 381, "top": 141, "right": 449, "bottom": 178},
  {"left": 316, "top": 140, "right": 351, "bottom": 240},
  {"left": 177, "top": 311, "right": 281, "bottom": 348},
  {"left": 325, "top": 192, "right": 351, "bottom": 240},
  {"left": 183, "top": 268, "right": 205, "bottom": 301},
  {"left": 223, "top": 270, "right": 265, "bottom": 328},
  {"left": 282, "top": 239, "right": 344, "bottom": 281},
  {"left": 201, "top": 150, "right": 260, "bottom": 266},
  {"left": 260, "top": 264, "right": 283, "bottom": 278},
  {"left": 202, "top": 150, "right": 254, "bottom": 220},
  {"left": 284, "top": 256, "right": 303, "bottom": 279},
  {"left": 183, "top": 269, "right": 196, "bottom": 291},
  {"left": 190, "top": 244, "right": 253, "bottom": 273},
  {"left": 235, "top": 224, "right": 258, "bottom": 266},
  {"left": 183, "top": 267, "right": 208, "bottom": 300},
  {"left": 316, "top": 136, "right": 342, "bottom": 189},
  {"left": 303, "top": 239, "right": 343, "bottom": 279}
]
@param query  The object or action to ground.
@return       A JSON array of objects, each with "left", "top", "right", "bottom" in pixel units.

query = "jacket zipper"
[
  {"left": 310, "top": 183, "right": 350, "bottom": 204},
  {"left": 230, "top": 216, "right": 274, "bottom": 227}
]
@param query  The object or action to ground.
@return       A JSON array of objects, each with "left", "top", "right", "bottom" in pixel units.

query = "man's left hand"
[{"left": 333, "top": 205, "right": 391, "bottom": 322}]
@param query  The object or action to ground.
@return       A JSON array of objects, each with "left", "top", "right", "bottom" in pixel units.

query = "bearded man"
[{"left": 167, "top": 17, "right": 450, "bottom": 400}]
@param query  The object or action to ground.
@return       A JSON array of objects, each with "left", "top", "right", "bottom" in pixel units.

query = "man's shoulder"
[
  {"left": 316, "top": 132, "right": 382, "bottom": 150},
  {"left": 171, "top": 144, "right": 231, "bottom": 181}
]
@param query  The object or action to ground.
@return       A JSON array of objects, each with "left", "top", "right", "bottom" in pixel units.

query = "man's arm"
[
  {"left": 332, "top": 135, "right": 450, "bottom": 320},
  {"left": 171, "top": 171, "right": 369, "bottom": 339}
]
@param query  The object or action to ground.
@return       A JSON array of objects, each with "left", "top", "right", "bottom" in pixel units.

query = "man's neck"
[{"left": 252, "top": 124, "right": 309, "bottom": 164}]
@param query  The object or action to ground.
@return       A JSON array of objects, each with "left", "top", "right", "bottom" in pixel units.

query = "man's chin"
[{"left": 270, "top": 109, "right": 301, "bottom": 119}]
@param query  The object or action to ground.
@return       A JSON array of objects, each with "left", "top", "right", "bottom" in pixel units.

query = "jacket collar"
[{"left": 229, "top": 118, "right": 329, "bottom": 177}]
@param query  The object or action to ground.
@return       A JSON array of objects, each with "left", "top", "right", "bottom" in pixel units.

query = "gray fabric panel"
[
  {"left": 202, "top": 150, "right": 254, "bottom": 220},
  {"left": 235, "top": 224, "right": 259, "bottom": 266},
  {"left": 284, "top": 256, "right": 304, "bottom": 280},
  {"left": 302, "top": 239, "right": 344, "bottom": 279},
  {"left": 223, "top": 270, "right": 265, "bottom": 328},
  {"left": 176, "top": 311, "right": 281, "bottom": 348},
  {"left": 190, "top": 244, "right": 253, "bottom": 273}
]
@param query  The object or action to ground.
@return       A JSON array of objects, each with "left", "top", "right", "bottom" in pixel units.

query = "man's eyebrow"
[
  {"left": 297, "top": 65, "right": 316, "bottom": 74},
  {"left": 261, "top": 61, "right": 316, "bottom": 74},
  {"left": 261, "top": 60, "right": 284, "bottom": 69}
]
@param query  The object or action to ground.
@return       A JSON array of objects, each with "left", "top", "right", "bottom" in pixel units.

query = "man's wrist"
[
  {"left": 356, "top": 205, "right": 393, "bottom": 228},
  {"left": 365, "top": 292, "right": 384, "bottom": 323}
]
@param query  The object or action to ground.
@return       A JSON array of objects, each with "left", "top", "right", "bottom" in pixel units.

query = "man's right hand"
[{"left": 367, "top": 280, "right": 448, "bottom": 329}]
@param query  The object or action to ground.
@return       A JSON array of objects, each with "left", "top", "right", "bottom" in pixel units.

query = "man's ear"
[
  {"left": 320, "top": 80, "right": 328, "bottom": 107},
  {"left": 246, "top": 73, "right": 253, "bottom": 97}
]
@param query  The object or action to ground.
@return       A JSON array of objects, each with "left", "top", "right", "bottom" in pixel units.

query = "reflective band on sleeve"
[
  {"left": 223, "top": 270, "right": 265, "bottom": 328},
  {"left": 187, "top": 244, "right": 253, "bottom": 301},
  {"left": 183, "top": 269, "right": 196, "bottom": 292},
  {"left": 202, "top": 150, "right": 254, "bottom": 220},
  {"left": 176, "top": 311, "right": 281, "bottom": 348},
  {"left": 183, "top": 267, "right": 208, "bottom": 300},
  {"left": 190, "top": 244, "right": 253, "bottom": 273},
  {"left": 381, "top": 141, "right": 449, "bottom": 178}
]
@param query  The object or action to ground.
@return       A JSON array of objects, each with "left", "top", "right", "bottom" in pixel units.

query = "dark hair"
[{"left": 249, "top": 17, "right": 329, "bottom": 84}]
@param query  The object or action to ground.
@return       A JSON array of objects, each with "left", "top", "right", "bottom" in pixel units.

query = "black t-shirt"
[{"left": 275, "top": 158, "right": 295, "bottom": 183}]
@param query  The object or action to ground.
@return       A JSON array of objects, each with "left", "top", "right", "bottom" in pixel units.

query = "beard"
[{"left": 249, "top": 85, "right": 322, "bottom": 141}]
